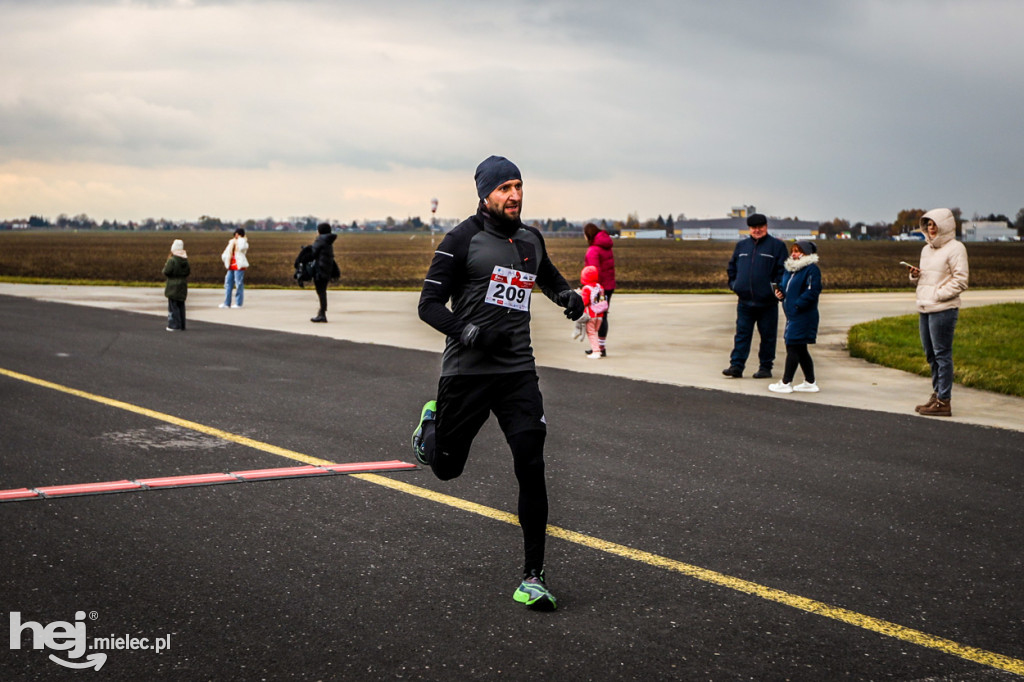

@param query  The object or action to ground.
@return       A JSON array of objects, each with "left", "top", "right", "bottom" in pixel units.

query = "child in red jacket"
[{"left": 580, "top": 266, "right": 607, "bottom": 359}]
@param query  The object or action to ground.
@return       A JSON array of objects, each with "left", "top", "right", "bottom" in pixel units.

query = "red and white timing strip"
[{"left": 0, "top": 460, "right": 417, "bottom": 503}]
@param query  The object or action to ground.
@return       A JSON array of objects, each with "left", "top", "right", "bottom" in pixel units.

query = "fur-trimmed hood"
[{"left": 784, "top": 252, "right": 819, "bottom": 272}]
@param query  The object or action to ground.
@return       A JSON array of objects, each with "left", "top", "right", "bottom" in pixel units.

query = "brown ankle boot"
[
  {"left": 918, "top": 398, "right": 951, "bottom": 417},
  {"left": 915, "top": 392, "right": 938, "bottom": 413}
]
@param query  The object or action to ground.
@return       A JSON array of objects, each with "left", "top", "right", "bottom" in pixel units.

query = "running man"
[{"left": 412, "top": 155, "right": 584, "bottom": 611}]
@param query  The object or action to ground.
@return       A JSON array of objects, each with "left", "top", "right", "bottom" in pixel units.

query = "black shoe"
[
  {"left": 752, "top": 369, "right": 772, "bottom": 379},
  {"left": 722, "top": 366, "right": 743, "bottom": 378},
  {"left": 311, "top": 313, "right": 327, "bottom": 323},
  {"left": 584, "top": 349, "right": 593, "bottom": 355},
  {"left": 600, "top": 349, "right": 607, "bottom": 357}
]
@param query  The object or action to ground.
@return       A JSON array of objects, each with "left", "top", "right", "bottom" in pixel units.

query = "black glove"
[
  {"left": 557, "top": 290, "right": 585, "bottom": 321},
  {"left": 460, "top": 324, "right": 509, "bottom": 352}
]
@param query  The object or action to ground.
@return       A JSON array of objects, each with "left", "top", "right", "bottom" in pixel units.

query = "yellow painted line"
[
  {"left": 353, "top": 472, "right": 1024, "bottom": 676},
  {"left": 4, "top": 366, "right": 1022, "bottom": 676}
]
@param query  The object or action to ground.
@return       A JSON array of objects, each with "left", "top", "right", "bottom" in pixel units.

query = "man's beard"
[{"left": 488, "top": 203, "right": 521, "bottom": 228}]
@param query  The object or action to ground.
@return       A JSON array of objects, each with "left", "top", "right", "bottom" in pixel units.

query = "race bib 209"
[{"left": 484, "top": 266, "right": 535, "bottom": 312}]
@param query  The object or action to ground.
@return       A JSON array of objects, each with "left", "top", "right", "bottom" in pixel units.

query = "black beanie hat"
[
  {"left": 746, "top": 213, "right": 767, "bottom": 227},
  {"left": 475, "top": 156, "right": 521, "bottom": 200}
]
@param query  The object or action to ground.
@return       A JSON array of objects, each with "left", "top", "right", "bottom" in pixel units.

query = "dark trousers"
[
  {"left": 167, "top": 299, "right": 186, "bottom": 330},
  {"left": 782, "top": 343, "right": 814, "bottom": 384},
  {"left": 598, "top": 289, "right": 614, "bottom": 338},
  {"left": 730, "top": 301, "right": 778, "bottom": 371},
  {"left": 421, "top": 372, "right": 548, "bottom": 574},
  {"left": 313, "top": 278, "right": 328, "bottom": 313}
]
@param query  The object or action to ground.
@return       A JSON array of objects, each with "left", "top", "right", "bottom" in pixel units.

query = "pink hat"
[{"left": 581, "top": 265, "right": 599, "bottom": 285}]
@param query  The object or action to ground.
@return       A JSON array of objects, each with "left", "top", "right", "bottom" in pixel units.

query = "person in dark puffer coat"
[
  {"left": 310, "top": 223, "right": 338, "bottom": 323},
  {"left": 769, "top": 240, "right": 821, "bottom": 393},
  {"left": 163, "top": 239, "right": 190, "bottom": 331}
]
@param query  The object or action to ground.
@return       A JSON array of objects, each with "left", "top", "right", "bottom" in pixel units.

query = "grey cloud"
[{"left": 1, "top": 0, "right": 1022, "bottom": 221}]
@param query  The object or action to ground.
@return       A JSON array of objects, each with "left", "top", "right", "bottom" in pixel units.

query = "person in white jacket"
[
  {"left": 906, "top": 208, "right": 968, "bottom": 417},
  {"left": 220, "top": 228, "right": 249, "bottom": 308}
]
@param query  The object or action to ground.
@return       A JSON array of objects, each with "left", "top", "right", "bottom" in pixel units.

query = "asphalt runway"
[{"left": 1, "top": 295, "right": 1022, "bottom": 681}]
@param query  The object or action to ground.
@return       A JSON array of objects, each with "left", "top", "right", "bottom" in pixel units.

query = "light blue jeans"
[
  {"left": 224, "top": 269, "right": 245, "bottom": 307},
  {"left": 919, "top": 308, "right": 958, "bottom": 400}
]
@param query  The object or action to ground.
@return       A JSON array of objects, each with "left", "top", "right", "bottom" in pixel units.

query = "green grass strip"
[{"left": 848, "top": 303, "right": 1024, "bottom": 398}]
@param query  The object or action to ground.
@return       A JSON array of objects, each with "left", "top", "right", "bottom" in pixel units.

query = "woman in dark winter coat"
[
  {"left": 163, "top": 239, "right": 190, "bottom": 331},
  {"left": 583, "top": 223, "right": 616, "bottom": 356},
  {"left": 310, "top": 222, "right": 338, "bottom": 323},
  {"left": 769, "top": 240, "right": 821, "bottom": 393}
]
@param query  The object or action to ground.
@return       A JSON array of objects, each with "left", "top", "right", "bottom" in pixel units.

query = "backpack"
[
  {"left": 589, "top": 286, "right": 608, "bottom": 315},
  {"left": 293, "top": 245, "right": 316, "bottom": 285}
]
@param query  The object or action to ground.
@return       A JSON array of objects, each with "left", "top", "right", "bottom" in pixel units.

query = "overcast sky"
[{"left": 1, "top": 0, "right": 1022, "bottom": 225}]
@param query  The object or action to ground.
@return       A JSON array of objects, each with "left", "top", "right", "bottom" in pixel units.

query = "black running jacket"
[{"left": 418, "top": 206, "right": 573, "bottom": 376}]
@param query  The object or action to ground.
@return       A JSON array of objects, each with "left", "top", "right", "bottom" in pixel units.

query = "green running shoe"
[
  {"left": 513, "top": 569, "right": 557, "bottom": 611},
  {"left": 411, "top": 400, "right": 436, "bottom": 466}
]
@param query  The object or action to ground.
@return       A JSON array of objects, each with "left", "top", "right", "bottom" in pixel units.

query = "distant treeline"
[{"left": 3, "top": 206, "right": 1023, "bottom": 239}]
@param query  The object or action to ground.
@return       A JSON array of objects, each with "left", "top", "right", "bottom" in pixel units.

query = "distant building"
[
  {"left": 962, "top": 220, "right": 1017, "bottom": 242},
  {"left": 620, "top": 229, "right": 668, "bottom": 239},
  {"left": 674, "top": 216, "right": 819, "bottom": 241},
  {"left": 729, "top": 205, "right": 757, "bottom": 219}
]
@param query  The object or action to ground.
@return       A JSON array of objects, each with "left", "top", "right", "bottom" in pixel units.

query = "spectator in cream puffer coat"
[{"left": 907, "top": 208, "right": 969, "bottom": 417}]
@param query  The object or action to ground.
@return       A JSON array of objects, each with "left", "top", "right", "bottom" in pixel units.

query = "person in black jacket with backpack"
[
  {"left": 723, "top": 213, "right": 788, "bottom": 378},
  {"left": 310, "top": 223, "right": 338, "bottom": 323}
]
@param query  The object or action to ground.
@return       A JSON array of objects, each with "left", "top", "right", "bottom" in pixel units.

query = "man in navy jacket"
[{"left": 723, "top": 213, "right": 789, "bottom": 378}]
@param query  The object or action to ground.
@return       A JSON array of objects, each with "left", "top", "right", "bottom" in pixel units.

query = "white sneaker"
[
  {"left": 218, "top": 303, "right": 229, "bottom": 308},
  {"left": 587, "top": 352, "right": 602, "bottom": 360},
  {"left": 231, "top": 304, "right": 242, "bottom": 309},
  {"left": 793, "top": 381, "right": 819, "bottom": 392},
  {"left": 768, "top": 381, "right": 793, "bottom": 393}
]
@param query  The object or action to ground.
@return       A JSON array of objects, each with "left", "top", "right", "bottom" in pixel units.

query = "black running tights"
[
  {"left": 509, "top": 429, "right": 548, "bottom": 575},
  {"left": 423, "top": 426, "right": 548, "bottom": 574}
]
